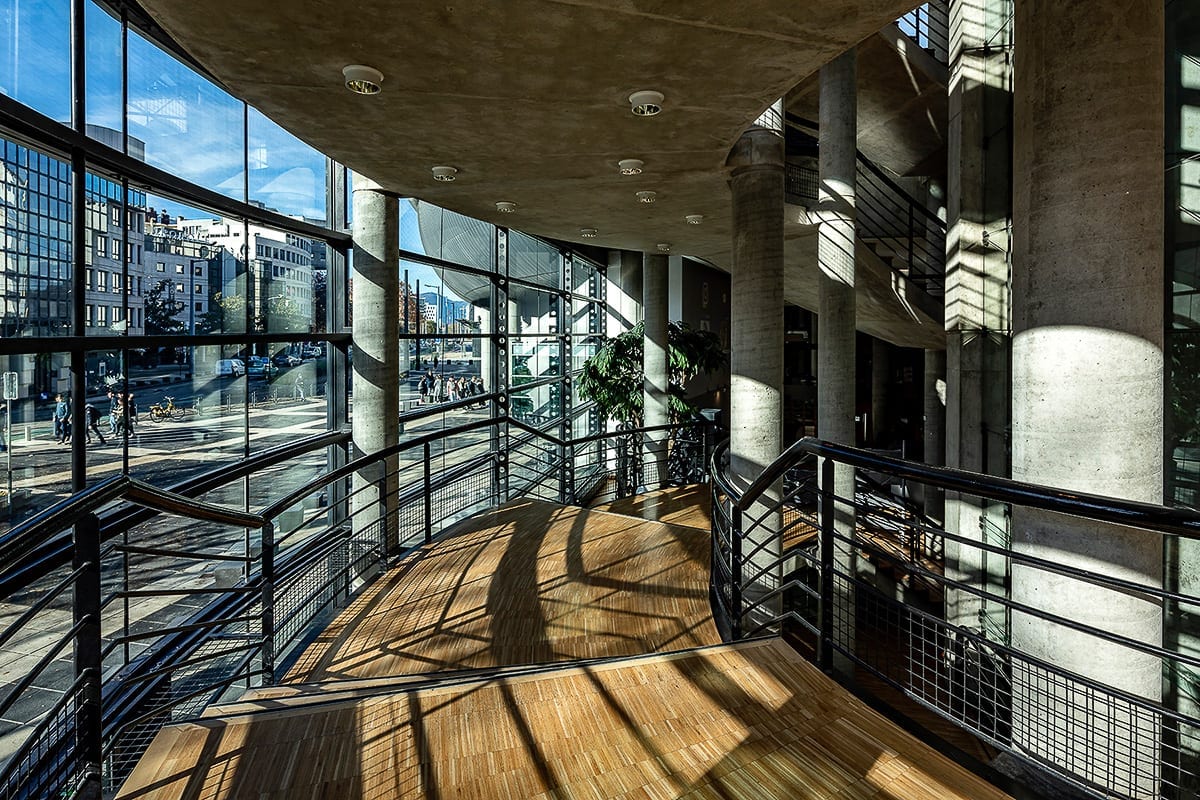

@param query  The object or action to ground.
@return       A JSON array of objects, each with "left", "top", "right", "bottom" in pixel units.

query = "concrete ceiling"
[
  {"left": 136, "top": 1, "right": 918, "bottom": 250},
  {"left": 137, "top": 0, "right": 944, "bottom": 346},
  {"left": 785, "top": 25, "right": 948, "bottom": 179}
]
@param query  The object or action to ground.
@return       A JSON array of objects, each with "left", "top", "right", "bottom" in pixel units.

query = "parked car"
[
  {"left": 247, "top": 356, "right": 276, "bottom": 378},
  {"left": 273, "top": 352, "right": 301, "bottom": 368},
  {"left": 214, "top": 358, "right": 245, "bottom": 377},
  {"left": 301, "top": 345, "right": 324, "bottom": 360}
]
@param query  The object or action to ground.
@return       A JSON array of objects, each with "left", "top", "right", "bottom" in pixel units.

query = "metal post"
[
  {"left": 260, "top": 520, "right": 275, "bottom": 684},
  {"left": 5, "top": 398, "right": 11, "bottom": 516},
  {"left": 74, "top": 512, "right": 102, "bottom": 797},
  {"left": 731, "top": 505, "right": 743, "bottom": 640},
  {"left": 818, "top": 457, "right": 836, "bottom": 673},
  {"left": 423, "top": 441, "right": 433, "bottom": 544}
]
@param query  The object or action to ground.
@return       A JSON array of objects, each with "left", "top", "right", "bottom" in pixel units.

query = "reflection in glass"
[
  {"left": 127, "top": 29, "right": 245, "bottom": 198},
  {"left": 85, "top": 1, "right": 123, "bottom": 136},
  {"left": 248, "top": 107, "right": 327, "bottom": 223},
  {"left": 0, "top": 351, "right": 71, "bottom": 535},
  {"left": 1, "top": 136, "right": 72, "bottom": 337},
  {"left": 0, "top": 0, "right": 70, "bottom": 122}
]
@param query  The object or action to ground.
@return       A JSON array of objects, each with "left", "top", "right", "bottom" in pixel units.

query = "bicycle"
[{"left": 147, "top": 395, "right": 185, "bottom": 422}]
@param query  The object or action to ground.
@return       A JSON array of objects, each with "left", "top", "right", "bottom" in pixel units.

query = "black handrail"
[{"left": 728, "top": 437, "right": 1200, "bottom": 540}]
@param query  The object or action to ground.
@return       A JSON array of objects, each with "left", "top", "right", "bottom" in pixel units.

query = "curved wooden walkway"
[{"left": 117, "top": 497, "right": 1011, "bottom": 800}]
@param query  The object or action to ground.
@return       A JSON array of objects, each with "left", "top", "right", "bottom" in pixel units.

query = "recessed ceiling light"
[
  {"left": 495, "top": 201, "right": 517, "bottom": 213},
  {"left": 618, "top": 158, "right": 644, "bottom": 176},
  {"left": 629, "top": 90, "right": 664, "bottom": 116},
  {"left": 579, "top": 228, "right": 598, "bottom": 238},
  {"left": 342, "top": 65, "right": 384, "bottom": 95},
  {"left": 636, "top": 190, "right": 657, "bottom": 204},
  {"left": 431, "top": 166, "right": 458, "bottom": 182},
  {"left": 657, "top": 243, "right": 671, "bottom": 252},
  {"left": 685, "top": 214, "right": 704, "bottom": 225}
]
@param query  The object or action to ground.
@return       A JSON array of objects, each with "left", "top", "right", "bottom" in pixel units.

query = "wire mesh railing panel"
[{"left": 713, "top": 437, "right": 1200, "bottom": 800}]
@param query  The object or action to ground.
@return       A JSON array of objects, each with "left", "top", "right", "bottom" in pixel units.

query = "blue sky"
[{"left": 1, "top": 0, "right": 463, "bottom": 302}]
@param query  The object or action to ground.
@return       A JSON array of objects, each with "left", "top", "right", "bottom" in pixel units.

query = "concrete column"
[
  {"left": 727, "top": 122, "right": 785, "bottom": 629},
  {"left": 942, "top": 0, "right": 1012, "bottom": 636},
  {"left": 922, "top": 349, "right": 946, "bottom": 525},
  {"left": 605, "top": 250, "right": 642, "bottom": 335},
  {"left": 1010, "top": 1, "right": 1163, "bottom": 795},
  {"left": 817, "top": 49, "right": 857, "bottom": 670},
  {"left": 870, "top": 338, "right": 889, "bottom": 446},
  {"left": 351, "top": 177, "right": 400, "bottom": 555},
  {"left": 642, "top": 253, "right": 670, "bottom": 487}
]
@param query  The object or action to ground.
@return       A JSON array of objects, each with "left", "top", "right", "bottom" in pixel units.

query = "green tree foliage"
[
  {"left": 144, "top": 280, "right": 185, "bottom": 335},
  {"left": 578, "top": 321, "right": 726, "bottom": 428}
]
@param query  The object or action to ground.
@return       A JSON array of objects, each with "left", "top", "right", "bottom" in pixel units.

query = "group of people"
[
  {"left": 417, "top": 371, "right": 486, "bottom": 407},
  {"left": 51, "top": 389, "right": 138, "bottom": 446}
]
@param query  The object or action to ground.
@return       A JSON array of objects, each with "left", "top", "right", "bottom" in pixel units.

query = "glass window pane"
[
  {"left": 0, "top": 0, "right": 70, "bottom": 123},
  {"left": 250, "top": 223, "right": 316, "bottom": 335},
  {"left": 1, "top": 136, "right": 73, "bottom": 337},
  {"left": 403, "top": 200, "right": 495, "bottom": 272},
  {"left": 0, "top": 351, "right": 71, "bottom": 534},
  {"left": 248, "top": 106, "right": 327, "bottom": 224},
  {"left": 508, "top": 230, "right": 561, "bottom": 290},
  {"left": 126, "top": 29, "right": 245, "bottom": 199},
  {"left": 85, "top": 1, "right": 123, "bottom": 137}
]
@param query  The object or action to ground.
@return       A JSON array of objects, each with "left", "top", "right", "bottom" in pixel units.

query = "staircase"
[{"left": 115, "top": 496, "right": 1011, "bottom": 800}]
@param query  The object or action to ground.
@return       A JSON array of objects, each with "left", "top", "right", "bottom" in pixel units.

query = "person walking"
[
  {"left": 106, "top": 389, "right": 120, "bottom": 436},
  {"left": 418, "top": 373, "right": 429, "bottom": 405},
  {"left": 52, "top": 394, "right": 69, "bottom": 443},
  {"left": 432, "top": 374, "right": 443, "bottom": 403},
  {"left": 83, "top": 403, "right": 107, "bottom": 445}
]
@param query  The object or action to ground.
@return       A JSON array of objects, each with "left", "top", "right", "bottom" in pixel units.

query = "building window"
[
  {"left": 156, "top": 262, "right": 165, "bottom": 272},
  {"left": 112, "top": 239, "right": 120, "bottom": 260},
  {"left": 97, "top": 236, "right": 107, "bottom": 258},
  {"left": 193, "top": 264, "right": 203, "bottom": 276},
  {"left": 111, "top": 206, "right": 120, "bottom": 225},
  {"left": 112, "top": 273, "right": 121, "bottom": 290},
  {"left": 176, "top": 283, "right": 184, "bottom": 293},
  {"left": 195, "top": 302, "right": 204, "bottom": 312},
  {"left": 97, "top": 271, "right": 108, "bottom": 292},
  {"left": 175, "top": 264, "right": 184, "bottom": 274},
  {"left": 85, "top": 305, "right": 93, "bottom": 327},
  {"left": 85, "top": 269, "right": 93, "bottom": 290},
  {"left": 97, "top": 306, "right": 108, "bottom": 327},
  {"left": 194, "top": 283, "right": 202, "bottom": 294}
]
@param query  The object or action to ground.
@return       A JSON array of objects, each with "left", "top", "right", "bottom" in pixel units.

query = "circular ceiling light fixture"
[
  {"left": 685, "top": 214, "right": 704, "bottom": 225},
  {"left": 657, "top": 243, "right": 672, "bottom": 252},
  {"left": 628, "top": 90, "right": 664, "bottom": 116},
  {"left": 495, "top": 201, "right": 517, "bottom": 213},
  {"left": 579, "top": 228, "right": 598, "bottom": 238},
  {"left": 431, "top": 165, "right": 458, "bottom": 182},
  {"left": 636, "top": 190, "right": 657, "bottom": 204},
  {"left": 342, "top": 64, "right": 384, "bottom": 95},
  {"left": 618, "top": 158, "right": 644, "bottom": 176}
]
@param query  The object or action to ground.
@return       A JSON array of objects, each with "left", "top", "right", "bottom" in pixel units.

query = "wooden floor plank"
[
  {"left": 117, "top": 500, "right": 1012, "bottom": 800},
  {"left": 286, "top": 499, "right": 721, "bottom": 682},
  {"left": 119, "top": 641, "right": 1012, "bottom": 800}
]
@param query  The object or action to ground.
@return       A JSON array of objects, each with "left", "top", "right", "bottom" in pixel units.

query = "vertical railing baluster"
[
  {"left": 819, "top": 457, "right": 836, "bottom": 673},
  {"left": 73, "top": 512, "right": 102, "bottom": 798},
  {"left": 260, "top": 519, "right": 275, "bottom": 685},
  {"left": 423, "top": 441, "right": 433, "bottom": 544},
  {"left": 731, "top": 505, "right": 743, "bottom": 640}
]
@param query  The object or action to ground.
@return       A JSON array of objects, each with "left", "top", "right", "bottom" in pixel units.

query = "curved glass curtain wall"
[{"left": 0, "top": 1, "right": 612, "bottom": 782}]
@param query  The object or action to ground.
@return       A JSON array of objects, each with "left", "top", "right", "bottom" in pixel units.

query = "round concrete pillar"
[
  {"left": 351, "top": 177, "right": 400, "bottom": 552},
  {"left": 728, "top": 123, "right": 785, "bottom": 627},
  {"left": 643, "top": 253, "right": 669, "bottom": 487},
  {"left": 1011, "top": 1, "right": 1163, "bottom": 793},
  {"left": 817, "top": 49, "right": 857, "bottom": 671}
]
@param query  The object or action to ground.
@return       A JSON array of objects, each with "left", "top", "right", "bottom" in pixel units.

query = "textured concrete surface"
[
  {"left": 642, "top": 253, "right": 669, "bottom": 487},
  {"left": 351, "top": 180, "right": 400, "bottom": 549},
  {"left": 1009, "top": 1, "right": 1164, "bottom": 794},
  {"left": 136, "top": 0, "right": 944, "bottom": 349}
]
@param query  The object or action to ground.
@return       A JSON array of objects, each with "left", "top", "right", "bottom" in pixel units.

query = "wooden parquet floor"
[
  {"left": 118, "top": 639, "right": 1012, "bottom": 800},
  {"left": 116, "top": 497, "right": 1012, "bottom": 800},
  {"left": 285, "top": 499, "right": 721, "bottom": 682},
  {"left": 592, "top": 484, "right": 713, "bottom": 530}
]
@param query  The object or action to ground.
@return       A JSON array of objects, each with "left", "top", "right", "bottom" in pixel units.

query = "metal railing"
[
  {"left": 784, "top": 141, "right": 946, "bottom": 296},
  {"left": 0, "top": 413, "right": 714, "bottom": 799},
  {"left": 711, "top": 437, "right": 1200, "bottom": 800},
  {"left": 896, "top": 1, "right": 950, "bottom": 62}
]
